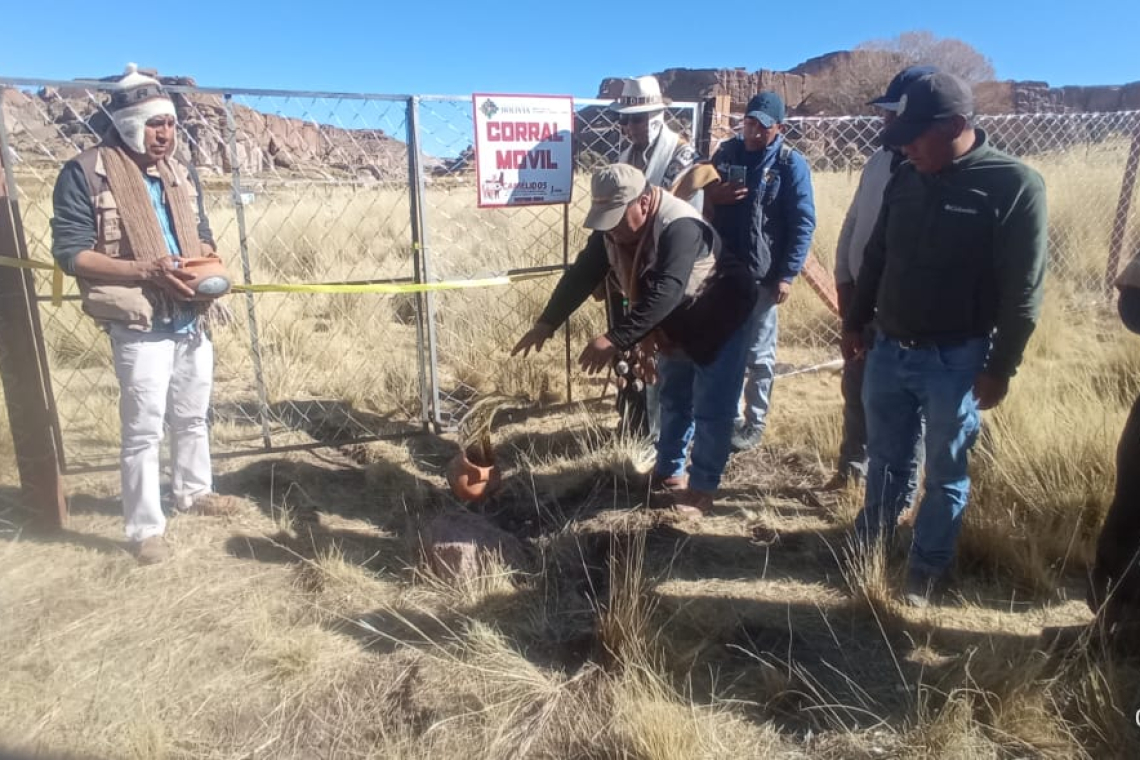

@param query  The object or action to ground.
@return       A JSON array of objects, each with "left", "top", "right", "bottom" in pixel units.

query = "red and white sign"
[{"left": 472, "top": 93, "right": 574, "bottom": 207}]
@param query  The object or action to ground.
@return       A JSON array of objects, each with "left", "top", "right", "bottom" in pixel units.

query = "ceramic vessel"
[
  {"left": 446, "top": 450, "right": 501, "bottom": 502},
  {"left": 179, "top": 257, "right": 232, "bottom": 300}
]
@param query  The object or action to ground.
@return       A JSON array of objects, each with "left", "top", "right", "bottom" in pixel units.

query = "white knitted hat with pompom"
[{"left": 108, "top": 63, "right": 176, "bottom": 154}]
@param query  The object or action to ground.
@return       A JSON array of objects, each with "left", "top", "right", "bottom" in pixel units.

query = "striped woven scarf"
[{"left": 99, "top": 132, "right": 201, "bottom": 320}]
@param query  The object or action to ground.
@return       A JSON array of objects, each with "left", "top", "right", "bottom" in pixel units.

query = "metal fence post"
[
  {"left": 0, "top": 96, "right": 67, "bottom": 529},
  {"left": 405, "top": 96, "right": 444, "bottom": 431},
  {"left": 1106, "top": 120, "right": 1140, "bottom": 293},
  {"left": 223, "top": 94, "right": 273, "bottom": 449},
  {"left": 406, "top": 97, "right": 431, "bottom": 429},
  {"left": 691, "top": 101, "right": 705, "bottom": 160},
  {"left": 562, "top": 203, "right": 572, "bottom": 403}
]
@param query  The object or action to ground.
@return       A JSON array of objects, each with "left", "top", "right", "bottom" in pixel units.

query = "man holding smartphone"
[{"left": 708, "top": 92, "right": 817, "bottom": 452}]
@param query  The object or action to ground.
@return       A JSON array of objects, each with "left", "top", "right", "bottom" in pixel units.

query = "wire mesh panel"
[
  {"left": 979, "top": 111, "right": 1140, "bottom": 296},
  {"left": 0, "top": 80, "right": 423, "bottom": 470},
  {"left": 416, "top": 97, "right": 701, "bottom": 427},
  {"left": 217, "top": 91, "right": 421, "bottom": 451}
]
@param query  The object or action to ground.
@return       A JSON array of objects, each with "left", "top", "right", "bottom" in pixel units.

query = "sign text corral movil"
[{"left": 472, "top": 94, "right": 574, "bottom": 207}]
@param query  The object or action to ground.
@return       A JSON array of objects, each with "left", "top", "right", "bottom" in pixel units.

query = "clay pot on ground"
[
  {"left": 446, "top": 448, "right": 502, "bottom": 503},
  {"left": 179, "top": 257, "right": 233, "bottom": 300}
]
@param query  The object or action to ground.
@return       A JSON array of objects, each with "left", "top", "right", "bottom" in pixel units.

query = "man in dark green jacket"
[{"left": 841, "top": 72, "right": 1048, "bottom": 606}]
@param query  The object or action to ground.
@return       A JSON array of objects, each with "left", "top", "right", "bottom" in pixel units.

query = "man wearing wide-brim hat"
[
  {"left": 607, "top": 75, "right": 698, "bottom": 193},
  {"left": 606, "top": 75, "right": 701, "bottom": 442}
]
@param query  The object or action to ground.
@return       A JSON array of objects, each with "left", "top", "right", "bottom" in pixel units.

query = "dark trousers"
[
  {"left": 1089, "top": 390, "right": 1140, "bottom": 624},
  {"left": 838, "top": 348, "right": 870, "bottom": 476}
]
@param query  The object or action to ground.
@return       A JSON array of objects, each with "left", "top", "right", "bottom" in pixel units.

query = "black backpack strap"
[{"left": 777, "top": 141, "right": 795, "bottom": 166}]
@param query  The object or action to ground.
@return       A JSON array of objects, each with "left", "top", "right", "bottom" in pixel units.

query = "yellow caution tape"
[
  {"left": 0, "top": 256, "right": 64, "bottom": 307},
  {"left": 231, "top": 270, "right": 556, "bottom": 295},
  {"left": 1, "top": 255, "right": 555, "bottom": 304}
]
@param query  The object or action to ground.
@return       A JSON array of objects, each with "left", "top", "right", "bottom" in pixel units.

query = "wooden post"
[
  {"left": 700, "top": 95, "right": 733, "bottom": 159},
  {"left": 0, "top": 158, "right": 68, "bottom": 529},
  {"left": 1106, "top": 128, "right": 1140, "bottom": 293},
  {"left": 800, "top": 253, "right": 840, "bottom": 317}
]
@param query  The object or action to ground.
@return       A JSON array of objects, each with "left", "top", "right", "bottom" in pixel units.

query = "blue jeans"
[
  {"left": 855, "top": 333, "right": 988, "bottom": 578},
  {"left": 655, "top": 308, "right": 758, "bottom": 493},
  {"left": 646, "top": 380, "right": 661, "bottom": 442},
  {"left": 839, "top": 327, "right": 925, "bottom": 498},
  {"left": 740, "top": 285, "right": 779, "bottom": 429}
]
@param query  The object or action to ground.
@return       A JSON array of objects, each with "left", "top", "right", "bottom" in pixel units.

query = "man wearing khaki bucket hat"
[
  {"left": 50, "top": 63, "right": 241, "bottom": 565},
  {"left": 512, "top": 164, "right": 757, "bottom": 517},
  {"left": 606, "top": 75, "right": 701, "bottom": 442}
]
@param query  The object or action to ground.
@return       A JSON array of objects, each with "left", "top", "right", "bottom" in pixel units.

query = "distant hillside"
[
  {"left": 601, "top": 50, "right": 1140, "bottom": 116},
  {"left": 1, "top": 74, "right": 410, "bottom": 181}
]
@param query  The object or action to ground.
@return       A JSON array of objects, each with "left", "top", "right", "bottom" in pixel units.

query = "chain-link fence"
[
  {"left": 785, "top": 110, "right": 1140, "bottom": 297},
  {"left": 416, "top": 97, "right": 701, "bottom": 426},
  {"left": 1, "top": 74, "right": 1138, "bottom": 479},
  {"left": 0, "top": 79, "right": 704, "bottom": 473}
]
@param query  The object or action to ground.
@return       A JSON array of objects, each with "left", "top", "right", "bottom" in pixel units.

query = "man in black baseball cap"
[
  {"left": 868, "top": 65, "right": 938, "bottom": 112},
  {"left": 842, "top": 70, "right": 1049, "bottom": 607},
  {"left": 880, "top": 71, "right": 977, "bottom": 172}
]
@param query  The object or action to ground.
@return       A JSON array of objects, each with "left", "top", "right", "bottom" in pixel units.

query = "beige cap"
[{"left": 584, "top": 163, "right": 648, "bottom": 231}]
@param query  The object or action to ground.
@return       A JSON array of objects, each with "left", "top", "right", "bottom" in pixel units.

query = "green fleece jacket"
[{"left": 843, "top": 130, "right": 1048, "bottom": 378}]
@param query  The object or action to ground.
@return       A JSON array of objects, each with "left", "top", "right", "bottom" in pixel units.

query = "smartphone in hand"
[{"left": 727, "top": 165, "right": 747, "bottom": 184}]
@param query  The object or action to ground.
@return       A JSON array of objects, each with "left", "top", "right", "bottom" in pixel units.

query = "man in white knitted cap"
[{"left": 51, "top": 64, "right": 239, "bottom": 564}]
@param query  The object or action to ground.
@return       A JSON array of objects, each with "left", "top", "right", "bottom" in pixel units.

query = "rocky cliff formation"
[
  {"left": 2, "top": 75, "right": 409, "bottom": 182},
  {"left": 601, "top": 52, "right": 1140, "bottom": 116}
]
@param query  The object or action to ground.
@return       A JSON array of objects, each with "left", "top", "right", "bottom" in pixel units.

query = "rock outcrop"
[
  {"left": 2, "top": 75, "right": 409, "bottom": 182},
  {"left": 601, "top": 52, "right": 1140, "bottom": 117}
]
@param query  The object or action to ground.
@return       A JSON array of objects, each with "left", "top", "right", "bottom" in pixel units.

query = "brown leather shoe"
[
  {"left": 821, "top": 470, "right": 862, "bottom": 492},
  {"left": 134, "top": 536, "right": 170, "bottom": 565},
  {"left": 671, "top": 489, "right": 714, "bottom": 519},
  {"left": 649, "top": 473, "right": 688, "bottom": 492},
  {"left": 648, "top": 473, "right": 688, "bottom": 508},
  {"left": 189, "top": 493, "right": 244, "bottom": 517}
]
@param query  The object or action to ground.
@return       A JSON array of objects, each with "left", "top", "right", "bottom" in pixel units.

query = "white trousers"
[{"left": 109, "top": 325, "right": 214, "bottom": 542}]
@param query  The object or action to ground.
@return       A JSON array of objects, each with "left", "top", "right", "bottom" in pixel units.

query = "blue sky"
[{"left": 1, "top": 1, "right": 1136, "bottom": 95}]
